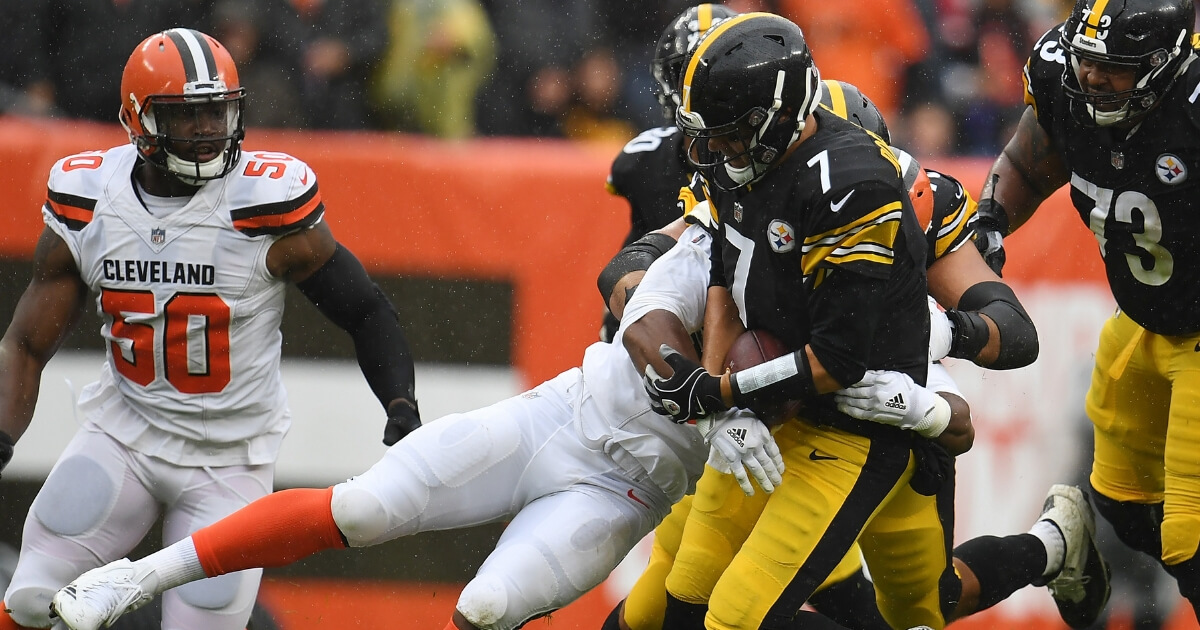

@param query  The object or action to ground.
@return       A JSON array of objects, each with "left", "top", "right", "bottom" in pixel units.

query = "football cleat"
[
  {"left": 51, "top": 559, "right": 155, "bottom": 630},
  {"left": 1038, "top": 484, "right": 1112, "bottom": 628}
]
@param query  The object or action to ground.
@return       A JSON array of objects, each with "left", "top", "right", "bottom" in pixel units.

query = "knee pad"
[
  {"left": 330, "top": 486, "right": 391, "bottom": 548},
  {"left": 457, "top": 574, "right": 509, "bottom": 629},
  {"left": 6, "top": 586, "right": 54, "bottom": 628},
  {"left": 1089, "top": 485, "right": 1163, "bottom": 558},
  {"left": 32, "top": 456, "right": 114, "bottom": 536},
  {"left": 175, "top": 571, "right": 255, "bottom": 610}
]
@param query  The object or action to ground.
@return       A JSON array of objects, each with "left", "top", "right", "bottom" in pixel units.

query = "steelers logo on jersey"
[
  {"left": 767, "top": 219, "right": 796, "bottom": 253},
  {"left": 1155, "top": 154, "right": 1187, "bottom": 185}
]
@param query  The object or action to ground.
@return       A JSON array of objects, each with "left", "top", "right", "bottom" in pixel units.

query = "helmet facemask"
[
  {"left": 1060, "top": 0, "right": 1195, "bottom": 127},
  {"left": 124, "top": 90, "right": 245, "bottom": 186},
  {"left": 679, "top": 66, "right": 821, "bottom": 191}
]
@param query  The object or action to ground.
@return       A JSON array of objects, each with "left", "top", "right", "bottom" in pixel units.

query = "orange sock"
[
  {"left": 192, "top": 487, "right": 346, "bottom": 577},
  {"left": 0, "top": 604, "right": 37, "bottom": 630}
]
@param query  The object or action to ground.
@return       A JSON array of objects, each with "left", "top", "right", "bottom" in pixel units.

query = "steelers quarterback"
[{"left": 630, "top": 13, "right": 945, "bottom": 630}]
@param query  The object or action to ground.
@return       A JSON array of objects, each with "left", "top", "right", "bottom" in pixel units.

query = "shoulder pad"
[
  {"left": 45, "top": 147, "right": 128, "bottom": 230},
  {"left": 1024, "top": 25, "right": 1069, "bottom": 114},
  {"left": 226, "top": 151, "right": 325, "bottom": 237}
]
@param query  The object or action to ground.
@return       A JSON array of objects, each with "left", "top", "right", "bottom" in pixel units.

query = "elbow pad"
[
  {"left": 948, "top": 281, "right": 1038, "bottom": 369},
  {"left": 597, "top": 233, "right": 677, "bottom": 305}
]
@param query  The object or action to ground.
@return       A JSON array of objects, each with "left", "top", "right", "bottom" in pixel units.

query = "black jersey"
[
  {"left": 703, "top": 110, "right": 930, "bottom": 403},
  {"left": 923, "top": 169, "right": 978, "bottom": 268},
  {"left": 607, "top": 126, "right": 693, "bottom": 245},
  {"left": 1025, "top": 25, "right": 1200, "bottom": 335}
]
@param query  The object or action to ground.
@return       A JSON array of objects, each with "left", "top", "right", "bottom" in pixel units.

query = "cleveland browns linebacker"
[
  {"left": 0, "top": 28, "right": 419, "bottom": 630},
  {"left": 972, "top": 0, "right": 1200, "bottom": 616}
]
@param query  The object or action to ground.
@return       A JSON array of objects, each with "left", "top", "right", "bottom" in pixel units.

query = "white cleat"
[
  {"left": 51, "top": 559, "right": 156, "bottom": 630},
  {"left": 1038, "top": 484, "right": 1112, "bottom": 628}
]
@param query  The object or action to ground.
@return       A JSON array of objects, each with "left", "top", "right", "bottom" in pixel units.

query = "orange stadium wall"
[
  {"left": 7, "top": 117, "right": 1198, "bottom": 630},
  {"left": 0, "top": 116, "right": 1105, "bottom": 387}
]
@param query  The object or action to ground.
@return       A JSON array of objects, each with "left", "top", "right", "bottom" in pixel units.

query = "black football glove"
[
  {"left": 383, "top": 399, "right": 421, "bottom": 446},
  {"left": 643, "top": 344, "right": 728, "bottom": 423},
  {"left": 0, "top": 430, "right": 14, "bottom": 479},
  {"left": 973, "top": 198, "right": 1009, "bottom": 277}
]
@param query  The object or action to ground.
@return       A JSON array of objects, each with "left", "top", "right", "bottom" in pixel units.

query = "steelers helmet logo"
[
  {"left": 1155, "top": 154, "right": 1187, "bottom": 184},
  {"left": 767, "top": 220, "right": 796, "bottom": 253}
]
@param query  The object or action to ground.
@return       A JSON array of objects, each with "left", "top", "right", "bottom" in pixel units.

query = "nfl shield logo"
[
  {"left": 734, "top": 202, "right": 744, "bottom": 222},
  {"left": 151, "top": 228, "right": 165, "bottom": 244}
]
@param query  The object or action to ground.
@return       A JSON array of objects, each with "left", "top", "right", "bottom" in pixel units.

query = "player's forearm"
[
  {"left": 623, "top": 309, "right": 697, "bottom": 376},
  {"left": 985, "top": 108, "right": 1068, "bottom": 232},
  {"left": 0, "top": 343, "right": 46, "bottom": 442}
]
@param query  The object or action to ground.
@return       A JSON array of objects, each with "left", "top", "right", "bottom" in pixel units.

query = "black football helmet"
[
  {"left": 652, "top": 4, "right": 739, "bottom": 123},
  {"left": 676, "top": 13, "right": 822, "bottom": 190},
  {"left": 1060, "top": 0, "right": 1196, "bottom": 126},
  {"left": 818, "top": 79, "right": 889, "bottom": 143}
]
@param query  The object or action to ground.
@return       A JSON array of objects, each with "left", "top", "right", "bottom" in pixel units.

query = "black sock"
[
  {"left": 600, "top": 599, "right": 624, "bottom": 630},
  {"left": 662, "top": 593, "right": 707, "bottom": 630},
  {"left": 954, "top": 533, "right": 1047, "bottom": 610},
  {"left": 806, "top": 570, "right": 889, "bottom": 630}
]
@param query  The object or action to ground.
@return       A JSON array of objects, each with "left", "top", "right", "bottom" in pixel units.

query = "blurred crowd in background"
[{"left": 1, "top": 0, "right": 1078, "bottom": 158}]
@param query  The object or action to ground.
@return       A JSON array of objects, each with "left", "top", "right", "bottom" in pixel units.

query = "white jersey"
[
  {"left": 42, "top": 145, "right": 326, "bottom": 466},
  {"left": 579, "top": 222, "right": 715, "bottom": 502}
]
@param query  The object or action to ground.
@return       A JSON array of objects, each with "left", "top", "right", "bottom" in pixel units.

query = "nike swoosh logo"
[
  {"left": 627, "top": 489, "right": 649, "bottom": 508},
  {"left": 830, "top": 190, "right": 854, "bottom": 213},
  {"left": 809, "top": 449, "right": 837, "bottom": 461}
]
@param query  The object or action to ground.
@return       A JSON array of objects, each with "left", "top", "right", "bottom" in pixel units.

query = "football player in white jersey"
[
  {"left": 46, "top": 207, "right": 786, "bottom": 630},
  {"left": 0, "top": 28, "right": 420, "bottom": 630}
]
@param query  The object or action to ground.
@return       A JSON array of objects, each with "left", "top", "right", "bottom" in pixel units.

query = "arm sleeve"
[
  {"left": 296, "top": 243, "right": 418, "bottom": 409},
  {"left": 807, "top": 267, "right": 890, "bottom": 389}
]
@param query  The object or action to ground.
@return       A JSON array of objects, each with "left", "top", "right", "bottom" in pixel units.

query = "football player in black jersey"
[
  {"left": 611, "top": 82, "right": 1094, "bottom": 629},
  {"left": 623, "top": 13, "right": 944, "bottom": 630},
  {"left": 973, "top": 0, "right": 1200, "bottom": 617},
  {"left": 599, "top": 3, "right": 739, "bottom": 343}
]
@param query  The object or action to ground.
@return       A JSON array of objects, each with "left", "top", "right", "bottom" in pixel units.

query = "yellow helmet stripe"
[
  {"left": 680, "top": 12, "right": 774, "bottom": 111},
  {"left": 823, "top": 80, "right": 847, "bottom": 118},
  {"left": 698, "top": 4, "right": 713, "bottom": 31},
  {"left": 1084, "top": 0, "right": 1111, "bottom": 38}
]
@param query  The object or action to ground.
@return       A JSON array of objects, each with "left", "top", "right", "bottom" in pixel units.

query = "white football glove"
[
  {"left": 928, "top": 296, "right": 954, "bottom": 362},
  {"left": 834, "top": 370, "right": 951, "bottom": 438},
  {"left": 696, "top": 409, "right": 785, "bottom": 496}
]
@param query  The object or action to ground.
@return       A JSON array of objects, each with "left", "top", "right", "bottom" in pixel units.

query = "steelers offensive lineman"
[
  {"left": 0, "top": 28, "right": 419, "bottom": 630},
  {"left": 631, "top": 13, "right": 945, "bottom": 630},
  {"left": 599, "top": 3, "right": 739, "bottom": 343},
  {"left": 972, "top": 0, "right": 1200, "bottom": 614}
]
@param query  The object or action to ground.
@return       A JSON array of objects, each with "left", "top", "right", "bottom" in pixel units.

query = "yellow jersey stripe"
[
  {"left": 802, "top": 212, "right": 902, "bottom": 274},
  {"left": 803, "top": 202, "right": 903, "bottom": 248},
  {"left": 935, "top": 197, "right": 974, "bottom": 259}
]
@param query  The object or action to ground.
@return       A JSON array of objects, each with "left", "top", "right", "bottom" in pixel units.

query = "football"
[{"left": 724, "top": 329, "right": 805, "bottom": 427}]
